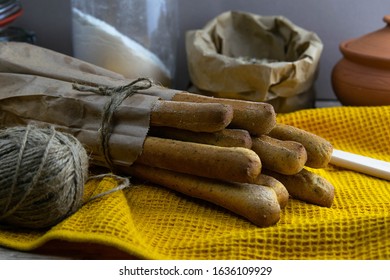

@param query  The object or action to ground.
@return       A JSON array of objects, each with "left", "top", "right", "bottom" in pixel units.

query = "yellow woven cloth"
[{"left": 0, "top": 106, "right": 389, "bottom": 259}]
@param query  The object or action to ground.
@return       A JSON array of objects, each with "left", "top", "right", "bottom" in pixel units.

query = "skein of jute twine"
[
  {"left": 0, "top": 125, "right": 88, "bottom": 229},
  {"left": 0, "top": 125, "right": 129, "bottom": 229}
]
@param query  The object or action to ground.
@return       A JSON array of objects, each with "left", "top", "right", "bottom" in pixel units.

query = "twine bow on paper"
[{"left": 72, "top": 78, "right": 153, "bottom": 170}]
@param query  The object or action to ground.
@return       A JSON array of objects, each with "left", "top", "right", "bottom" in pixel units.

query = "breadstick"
[
  {"left": 254, "top": 174, "right": 289, "bottom": 208},
  {"left": 251, "top": 135, "right": 307, "bottom": 175},
  {"left": 263, "top": 168, "right": 335, "bottom": 207},
  {"left": 127, "top": 163, "right": 281, "bottom": 227},
  {"left": 136, "top": 136, "right": 262, "bottom": 183},
  {"left": 149, "top": 127, "right": 252, "bottom": 149},
  {"left": 268, "top": 123, "right": 333, "bottom": 168},
  {"left": 150, "top": 100, "right": 233, "bottom": 132},
  {"left": 171, "top": 92, "right": 276, "bottom": 135}
]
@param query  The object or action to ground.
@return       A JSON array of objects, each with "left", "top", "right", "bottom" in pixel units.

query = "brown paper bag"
[
  {"left": 0, "top": 42, "right": 178, "bottom": 168},
  {"left": 186, "top": 11, "right": 323, "bottom": 112}
]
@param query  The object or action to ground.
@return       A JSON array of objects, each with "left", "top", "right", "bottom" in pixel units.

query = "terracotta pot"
[{"left": 332, "top": 15, "right": 390, "bottom": 106}]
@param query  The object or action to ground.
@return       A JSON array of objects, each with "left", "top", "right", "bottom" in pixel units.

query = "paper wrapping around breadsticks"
[{"left": 0, "top": 42, "right": 180, "bottom": 167}]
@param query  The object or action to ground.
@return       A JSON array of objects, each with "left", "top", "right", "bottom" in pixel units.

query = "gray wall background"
[{"left": 13, "top": 0, "right": 389, "bottom": 101}]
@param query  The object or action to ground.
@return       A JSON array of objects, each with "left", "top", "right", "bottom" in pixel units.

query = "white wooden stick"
[{"left": 330, "top": 149, "right": 390, "bottom": 181}]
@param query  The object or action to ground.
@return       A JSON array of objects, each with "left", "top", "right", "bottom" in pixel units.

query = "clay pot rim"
[
  {"left": 338, "top": 15, "right": 390, "bottom": 69},
  {"left": 339, "top": 39, "right": 390, "bottom": 68}
]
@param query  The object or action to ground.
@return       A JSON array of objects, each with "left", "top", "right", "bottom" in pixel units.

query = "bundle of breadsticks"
[
  {"left": 122, "top": 91, "right": 335, "bottom": 228},
  {"left": 0, "top": 42, "right": 334, "bottom": 228}
]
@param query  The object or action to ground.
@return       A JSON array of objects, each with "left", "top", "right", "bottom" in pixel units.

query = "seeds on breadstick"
[
  {"left": 268, "top": 123, "right": 333, "bottom": 168},
  {"left": 251, "top": 135, "right": 307, "bottom": 175},
  {"left": 171, "top": 92, "right": 276, "bottom": 135},
  {"left": 263, "top": 168, "right": 335, "bottom": 208},
  {"left": 149, "top": 127, "right": 252, "bottom": 149},
  {"left": 136, "top": 136, "right": 262, "bottom": 183},
  {"left": 150, "top": 100, "right": 233, "bottom": 132},
  {"left": 254, "top": 174, "right": 289, "bottom": 208},
  {"left": 127, "top": 163, "right": 281, "bottom": 227}
]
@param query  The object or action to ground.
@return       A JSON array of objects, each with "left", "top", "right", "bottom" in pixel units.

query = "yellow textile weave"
[{"left": 0, "top": 106, "right": 389, "bottom": 259}]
